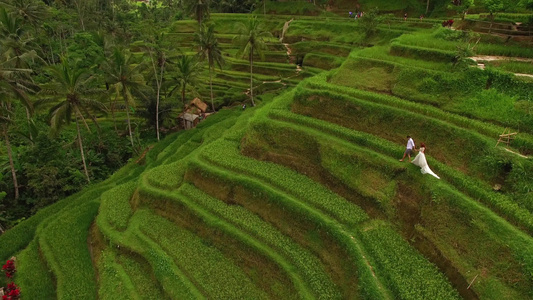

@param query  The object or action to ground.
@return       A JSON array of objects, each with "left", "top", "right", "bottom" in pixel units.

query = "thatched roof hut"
[{"left": 187, "top": 98, "right": 208, "bottom": 114}]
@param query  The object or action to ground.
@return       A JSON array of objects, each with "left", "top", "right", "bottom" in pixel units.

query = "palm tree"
[
  {"left": 0, "top": 7, "right": 40, "bottom": 62},
  {"left": 169, "top": 55, "right": 201, "bottom": 127},
  {"left": 188, "top": 0, "right": 210, "bottom": 25},
  {"left": 2, "top": 0, "right": 47, "bottom": 28},
  {"left": 101, "top": 47, "right": 148, "bottom": 150},
  {"left": 0, "top": 101, "right": 18, "bottom": 200},
  {"left": 234, "top": 16, "right": 272, "bottom": 107},
  {"left": 0, "top": 42, "right": 36, "bottom": 200},
  {"left": 135, "top": 33, "right": 177, "bottom": 141},
  {"left": 39, "top": 59, "right": 106, "bottom": 183},
  {"left": 0, "top": 7, "right": 41, "bottom": 142},
  {"left": 195, "top": 23, "right": 224, "bottom": 112}
]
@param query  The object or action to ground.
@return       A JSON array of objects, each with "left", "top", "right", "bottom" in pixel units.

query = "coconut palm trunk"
[
  {"left": 122, "top": 89, "right": 135, "bottom": 149},
  {"left": 110, "top": 95, "right": 118, "bottom": 133},
  {"left": 3, "top": 124, "right": 18, "bottom": 200},
  {"left": 75, "top": 115, "right": 90, "bottom": 183},
  {"left": 25, "top": 107, "right": 33, "bottom": 141},
  {"left": 209, "top": 67, "right": 214, "bottom": 111},
  {"left": 155, "top": 85, "right": 160, "bottom": 141},
  {"left": 250, "top": 48, "right": 254, "bottom": 107},
  {"left": 156, "top": 61, "right": 164, "bottom": 141},
  {"left": 182, "top": 83, "right": 186, "bottom": 128}
]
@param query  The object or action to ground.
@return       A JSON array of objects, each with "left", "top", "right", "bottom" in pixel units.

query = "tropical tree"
[
  {"left": 0, "top": 101, "right": 18, "bottom": 200},
  {"left": 0, "top": 67, "right": 34, "bottom": 200},
  {"left": 2, "top": 0, "right": 47, "bottom": 28},
  {"left": 484, "top": 0, "right": 503, "bottom": 32},
  {"left": 144, "top": 40, "right": 166, "bottom": 141},
  {"left": 0, "top": 24, "right": 36, "bottom": 199},
  {"left": 234, "top": 16, "right": 272, "bottom": 107},
  {"left": 101, "top": 47, "right": 148, "bottom": 150},
  {"left": 38, "top": 59, "right": 106, "bottom": 183},
  {"left": 449, "top": 0, "right": 474, "bottom": 20},
  {"left": 358, "top": 7, "right": 381, "bottom": 38},
  {"left": 169, "top": 55, "right": 201, "bottom": 111},
  {"left": 187, "top": 0, "right": 210, "bottom": 25},
  {"left": 0, "top": 7, "right": 42, "bottom": 142},
  {"left": 195, "top": 22, "right": 224, "bottom": 112},
  {"left": 133, "top": 33, "right": 175, "bottom": 141}
]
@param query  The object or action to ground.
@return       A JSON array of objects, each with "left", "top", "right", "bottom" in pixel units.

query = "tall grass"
[
  {"left": 16, "top": 239, "right": 56, "bottom": 299},
  {"left": 38, "top": 200, "right": 100, "bottom": 299},
  {"left": 138, "top": 209, "right": 271, "bottom": 299},
  {"left": 359, "top": 220, "right": 460, "bottom": 300}
]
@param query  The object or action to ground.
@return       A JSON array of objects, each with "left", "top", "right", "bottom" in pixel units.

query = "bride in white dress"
[{"left": 411, "top": 143, "right": 440, "bottom": 179}]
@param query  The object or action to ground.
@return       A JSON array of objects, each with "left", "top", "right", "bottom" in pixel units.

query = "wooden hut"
[{"left": 177, "top": 98, "right": 209, "bottom": 129}]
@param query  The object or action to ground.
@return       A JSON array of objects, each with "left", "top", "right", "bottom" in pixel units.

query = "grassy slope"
[{"left": 1, "top": 11, "right": 533, "bottom": 300}]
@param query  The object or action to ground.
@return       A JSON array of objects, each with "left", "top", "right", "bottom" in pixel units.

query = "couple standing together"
[{"left": 400, "top": 136, "right": 440, "bottom": 179}]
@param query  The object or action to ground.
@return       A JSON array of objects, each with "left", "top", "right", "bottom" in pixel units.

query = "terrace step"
[
  {"left": 177, "top": 183, "right": 341, "bottom": 298},
  {"left": 138, "top": 177, "right": 316, "bottom": 299},
  {"left": 267, "top": 105, "right": 533, "bottom": 235},
  {"left": 97, "top": 203, "right": 202, "bottom": 299},
  {"left": 136, "top": 209, "right": 269, "bottom": 299},
  {"left": 256, "top": 88, "right": 533, "bottom": 298},
  {"left": 191, "top": 138, "right": 397, "bottom": 298},
  {"left": 38, "top": 200, "right": 100, "bottom": 299}
]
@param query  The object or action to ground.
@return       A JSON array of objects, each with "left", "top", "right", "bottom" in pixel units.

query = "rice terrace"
[{"left": 0, "top": 0, "right": 533, "bottom": 299}]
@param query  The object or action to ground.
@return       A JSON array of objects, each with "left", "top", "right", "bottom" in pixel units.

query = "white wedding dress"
[{"left": 411, "top": 147, "right": 440, "bottom": 179}]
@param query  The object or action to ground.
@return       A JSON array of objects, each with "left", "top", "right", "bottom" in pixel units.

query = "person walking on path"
[
  {"left": 411, "top": 142, "right": 440, "bottom": 179},
  {"left": 400, "top": 135, "right": 415, "bottom": 162}
]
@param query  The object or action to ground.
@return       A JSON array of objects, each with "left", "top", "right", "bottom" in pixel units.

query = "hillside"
[{"left": 1, "top": 8, "right": 533, "bottom": 300}]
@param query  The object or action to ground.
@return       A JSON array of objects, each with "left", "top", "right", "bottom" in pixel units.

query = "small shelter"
[
  {"left": 188, "top": 97, "right": 208, "bottom": 114},
  {"left": 179, "top": 113, "right": 200, "bottom": 129},
  {"left": 177, "top": 98, "right": 209, "bottom": 129}
]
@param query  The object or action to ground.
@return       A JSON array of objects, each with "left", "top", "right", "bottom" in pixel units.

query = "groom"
[{"left": 400, "top": 135, "right": 415, "bottom": 162}]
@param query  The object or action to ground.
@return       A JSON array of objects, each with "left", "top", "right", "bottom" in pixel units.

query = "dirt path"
[
  {"left": 470, "top": 55, "right": 533, "bottom": 62},
  {"left": 470, "top": 55, "right": 533, "bottom": 78},
  {"left": 280, "top": 18, "right": 301, "bottom": 73},
  {"left": 279, "top": 18, "right": 294, "bottom": 43}
]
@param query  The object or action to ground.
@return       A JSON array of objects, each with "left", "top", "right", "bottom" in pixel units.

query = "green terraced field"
[{"left": 1, "top": 11, "right": 533, "bottom": 300}]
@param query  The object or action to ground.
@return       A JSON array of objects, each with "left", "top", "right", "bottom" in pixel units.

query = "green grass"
[
  {"left": 393, "top": 27, "right": 533, "bottom": 58},
  {"left": 358, "top": 0, "right": 419, "bottom": 12},
  {"left": 183, "top": 151, "right": 389, "bottom": 299},
  {"left": 38, "top": 200, "right": 100, "bottom": 299},
  {"left": 114, "top": 250, "right": 166, "bottom": 299},
  {"left": 138, "top": 178, "right": 316, "bottom": 299},
  {"left": 353, "top": 46, "right": 453, "bottom": 71},
  {"left": 267, "top": 107, "right": 533, "bottom": 235},
  {"left": 308, "top": 73, "right": 533, "bottom": 152},
  {"left": 289, "top": 41, "right": 353, "bottom": 56},
  {"left": 201, "top": 138, "right": 369, "bottom": 227},
  {"left": 250, "top": 86, "right": 533, "bottom": 298},
  {"left": 331, "top": 52, "right": 533, "bottom": 133},
  {"left": 482, "top": 60, "right": 533, "bottom": 75},
  {"left": 97, "top": 248, "right": 138, "bottom": 300},
  {"left": 423, "top": 180, "right": 533, "bottom": 297},
  {"left": 302, "top": 53, "right": 345, "bottom": 69},
  {"left": 97, "top": 205, "right": 203, "bottom": 299},
  {"left": 138, "top": 209, "right": 271, "bottom": 299},
  {"left": 259, "top": 1, "right": 325, "bottom": 16},
  {"left": 99, "top": 181, "right": 136, "bottom": 231},
  {"left": 359, "top": 220, "right": 460, "bottom": 300},
  {"left": 0, "top": 184, "right": 111, "bottom": 262},
  {"left": 16, "top": 239, "right": 56, "bottom": 300}
]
